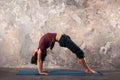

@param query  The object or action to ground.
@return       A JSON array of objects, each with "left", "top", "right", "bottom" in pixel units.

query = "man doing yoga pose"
[{"left": 31, "top": 33, "right": 96, "bottom": 75}]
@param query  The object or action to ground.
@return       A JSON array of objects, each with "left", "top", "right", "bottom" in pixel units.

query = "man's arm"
[{"left": 37, "top": 49, "right": 48, "bottom": 75}]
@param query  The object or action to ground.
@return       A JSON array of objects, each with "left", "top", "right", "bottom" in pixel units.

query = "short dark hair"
[
  {"left": 31, "top": 52, "right": 37, "bottom": 65},
  {"left": 31, "top": 52, "right": 47, "bottom": 65}
]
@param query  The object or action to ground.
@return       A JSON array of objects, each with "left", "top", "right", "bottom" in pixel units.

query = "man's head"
[
  {"left": 31, "top": 51, "right": 37, "bottom": 65},
  {"left": 31, "top": 48, "right": 47, "bottom": 65}
]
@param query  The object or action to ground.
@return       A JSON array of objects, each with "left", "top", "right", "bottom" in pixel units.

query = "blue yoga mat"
[{"left": 16, "top": 70, "right": 103, "bottom": 76}]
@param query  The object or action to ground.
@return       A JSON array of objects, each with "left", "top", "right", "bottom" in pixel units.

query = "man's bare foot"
[{"left": 84, "top": 69, "right": 96, "bottom": 74}]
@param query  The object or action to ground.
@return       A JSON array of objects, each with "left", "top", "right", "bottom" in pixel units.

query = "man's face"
[{"left": 33, "top": 48, "right": 38, "bottom": 55}]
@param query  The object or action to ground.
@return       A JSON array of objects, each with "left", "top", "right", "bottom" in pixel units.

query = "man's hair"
[
  {"left": 31, "top": 52, "right": 47, "bottom": 65},
  {"left": 31, "top": 52, "right": 37, "bottom": 65}
]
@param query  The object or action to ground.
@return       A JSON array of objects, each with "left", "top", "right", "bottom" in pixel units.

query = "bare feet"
[
  {"left": 77, "top": 58, "right": 97, "bottom": 74},
  {"left": 84, "top": 69, "right": 96, "bottom": 74}
]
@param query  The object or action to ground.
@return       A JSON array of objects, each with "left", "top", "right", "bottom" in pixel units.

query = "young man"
[{"left": 31, "top": 33, "right": 96, "bottom": 75}]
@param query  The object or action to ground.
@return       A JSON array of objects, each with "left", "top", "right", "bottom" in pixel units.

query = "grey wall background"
[{"left": 0, "top": 0, "right": 120, "bottom": 70}]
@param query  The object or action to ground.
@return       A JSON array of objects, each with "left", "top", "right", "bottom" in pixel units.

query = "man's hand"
[
  {"left": 42, "top": 70, "right": 48, "bottom": 73},
  {"left": 37, "top": 49, "right": 48, "bottom": 75},
  {"left": 39, "top": 71, "right": 48, "bottom": 75}
]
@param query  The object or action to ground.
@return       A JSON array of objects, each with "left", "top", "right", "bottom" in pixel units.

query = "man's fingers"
[
  {"left": 40, "top": 72, "right": 48, "bottom": 75},
  {"left": 42, "top": 70, "right": 48, "bottom": 73}
]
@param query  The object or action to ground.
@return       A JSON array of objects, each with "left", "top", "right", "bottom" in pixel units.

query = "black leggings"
[{"left": 58, "top": 34, "right": 85, "bottom": 59}]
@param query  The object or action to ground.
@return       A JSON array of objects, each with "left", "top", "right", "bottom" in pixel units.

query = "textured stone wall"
[{"left": 0, "top": 0, "right": 120, "bottom": 70}]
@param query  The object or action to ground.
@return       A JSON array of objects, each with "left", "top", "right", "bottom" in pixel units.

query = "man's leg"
[
  {"left": 78, "top": 58, "right": 96, "bottom": 73},
  {"left": 58, "top": 34, "right": 96, "bottom": 73},
  {"left": 64, "top": 36, "right": 96, "bottom": 73}
]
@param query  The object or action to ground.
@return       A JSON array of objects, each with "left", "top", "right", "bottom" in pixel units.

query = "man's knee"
[{"left": 76, "top": 50, "right": 85, "bottom": 59}]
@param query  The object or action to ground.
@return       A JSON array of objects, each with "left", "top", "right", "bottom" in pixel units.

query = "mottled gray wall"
[{"left": 0, "top": 0, "right": 120, "bottom": 70}]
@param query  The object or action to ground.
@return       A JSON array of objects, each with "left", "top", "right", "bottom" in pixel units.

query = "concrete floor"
[{"left": 0, "top": 68, "right": 120, "bottom": 80}]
